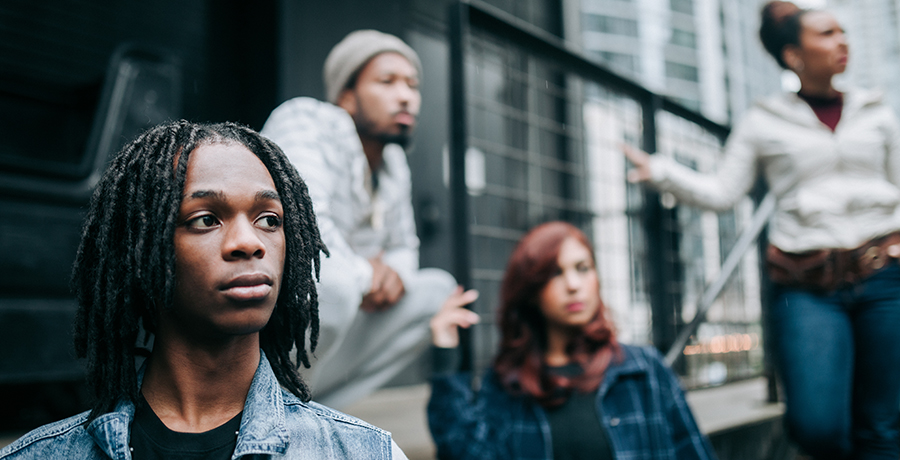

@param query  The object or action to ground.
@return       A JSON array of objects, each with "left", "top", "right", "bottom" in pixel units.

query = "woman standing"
[
  {"left": 623, "top": 2, "right": 900, "bottom": 458},
  {"left": 427, "top": 221, "right": 715, "bottom": 460}
]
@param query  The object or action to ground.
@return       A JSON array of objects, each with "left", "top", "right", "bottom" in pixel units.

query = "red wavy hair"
[{"left": 493, "top": 221, "right": 620, "bottom": 407}]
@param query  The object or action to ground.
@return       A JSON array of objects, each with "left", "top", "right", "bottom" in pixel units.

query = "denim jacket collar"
[
  {"left": 596, "top": 346, "right": 649, "bottom": 400},
  {"left": 233, "top": 351, "right": 290, "bottom": 457},
  {"left": 86, "top": 350, "right": 290, "bottom": 460},
  {"left": 85, "top": 400, "right": 135, "bottom": 460}
]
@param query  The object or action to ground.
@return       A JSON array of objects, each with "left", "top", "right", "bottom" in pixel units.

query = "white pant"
[{"left": 305, "top": 262, "right": 456, "bottom": 409}]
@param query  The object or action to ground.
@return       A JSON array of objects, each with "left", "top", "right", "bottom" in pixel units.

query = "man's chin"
[{"left": 379, "top": 132, "right": 412, "bottom": 148}]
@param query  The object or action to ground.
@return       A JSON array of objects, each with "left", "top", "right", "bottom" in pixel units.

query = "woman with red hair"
[{"left": 427, "top": 221, "right": 715, "bottom": 460}]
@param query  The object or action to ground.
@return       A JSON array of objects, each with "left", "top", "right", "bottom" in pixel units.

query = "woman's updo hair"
[{"left": 759, "top": 1, "right": 807, "bottom": 69}]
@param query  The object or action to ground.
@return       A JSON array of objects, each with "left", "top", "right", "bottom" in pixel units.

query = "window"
[
  {"left": 582, "top": 14, "right": 639, "bottom": 37},
  {"left": 670, "top": 28, "right": 697, "bottom": 48},
  {"left": 670, "top": 0, "right": 694, "bottom": 14},
  {"left": 666, "top": 61, "right": 700, "bottom": 82}
]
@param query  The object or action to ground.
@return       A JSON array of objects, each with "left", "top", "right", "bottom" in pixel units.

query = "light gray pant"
[{"left": 305, "top": 265, "right": 457, "bottom": 409}]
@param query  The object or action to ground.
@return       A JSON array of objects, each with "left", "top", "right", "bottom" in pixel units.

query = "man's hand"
[
  {"left": 430, "top": 286, "right": 480, "bottom": 348},
  {"left": 361, "top": 255, "right": 406, "bottom": 312}
]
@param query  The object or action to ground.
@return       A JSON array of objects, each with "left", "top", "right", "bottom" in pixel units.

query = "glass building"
[
  {"left": 829, "top": 0, "right": 900, "bottom": 116},
  {"left": 576, "top": 0, "right": 781, "bottom": 123}
]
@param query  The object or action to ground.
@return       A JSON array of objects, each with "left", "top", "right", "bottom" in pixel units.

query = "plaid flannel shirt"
[{"left": 427, "top": 345, "right": 717, "bottom": 460}]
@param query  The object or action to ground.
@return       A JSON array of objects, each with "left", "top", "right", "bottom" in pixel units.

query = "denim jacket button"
[{"left": 609, "top": 417, "right": 620, "bottom": 426}]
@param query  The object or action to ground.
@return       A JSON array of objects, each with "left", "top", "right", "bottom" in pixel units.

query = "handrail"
[{"left": 664, "top": 192, "right": 777, "bottom": 366}]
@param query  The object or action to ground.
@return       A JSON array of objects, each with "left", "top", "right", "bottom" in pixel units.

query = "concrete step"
[{"left": 343, "top": 377, "right": 794, "bottom": 460}]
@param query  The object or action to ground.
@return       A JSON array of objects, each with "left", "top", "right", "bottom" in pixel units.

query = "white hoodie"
[{"left": 648, "top": 88, "right": 900, "bottom": 253}]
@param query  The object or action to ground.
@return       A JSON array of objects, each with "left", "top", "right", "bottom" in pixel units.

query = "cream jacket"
[
  {"left": 648, "top": 88, "right": 900, "bottom": 252},
  {"left": 261, "top": 97, "right": 420, "bottom": 297}
]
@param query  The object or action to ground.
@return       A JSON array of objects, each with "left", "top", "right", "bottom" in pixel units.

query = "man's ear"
[{"left": 336, "top": 89, "right": 357, "bottom": 115}]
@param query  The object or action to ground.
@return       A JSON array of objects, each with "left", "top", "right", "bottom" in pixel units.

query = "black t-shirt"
[
  {"left": 130, "top": 396, "right": 243, "bottom": 460},
  {"left": 545, "top": 363, "right": 614, "bottom": 460}
]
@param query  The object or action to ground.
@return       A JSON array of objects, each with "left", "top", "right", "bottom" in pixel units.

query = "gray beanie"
[{"left": 323, "top": 30, "right": 423, "bottom": 104}]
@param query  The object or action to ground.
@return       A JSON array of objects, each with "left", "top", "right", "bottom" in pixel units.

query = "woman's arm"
[
  {"left": 882, "top": 107, "right": 900, "bottom": 187},
  {"left": 427, "top": 292, "right": 547, "bottom": 460},
  {"left": 427, "top": 289, "right": 499, "bottom": 460},
  {"left": 428, "top": 370, "right": 508, "bottom": 460},
  {"left": 623, "top": 116, "right": 760, "bottom": 212}
]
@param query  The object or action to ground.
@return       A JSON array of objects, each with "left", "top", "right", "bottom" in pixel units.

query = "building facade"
[
  {"left": 828, "top": 0, "right": 900, "bottom": 115},
  {"left": 576, "top": 0, "right": 782, "bottom": 122}
]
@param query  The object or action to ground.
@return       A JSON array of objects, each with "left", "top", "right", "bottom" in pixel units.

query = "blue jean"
[{"left": 771, "top": 261, "right": 900, "bottom": 460}]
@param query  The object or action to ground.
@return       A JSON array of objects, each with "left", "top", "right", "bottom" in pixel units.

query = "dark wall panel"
[{"left": 276, "top": 0, "right": 409, "bottom": 102}]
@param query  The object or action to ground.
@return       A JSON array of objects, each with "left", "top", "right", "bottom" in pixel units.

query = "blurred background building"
[
  {"left": 828, "top": 0, "right": 900, "bottom": 115},
  {"left": 576, "top": 0, "right": 782, "bottom": 122},
  {"left": 2, "top": 0, "right": 898, "bottom": 458}
]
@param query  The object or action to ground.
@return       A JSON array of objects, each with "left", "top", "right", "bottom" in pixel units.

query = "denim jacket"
[
  {"left": 0, "top": 351, "right": 403, "bottom": 459},
  {"left": 427, "top": 345, "right": 716, "bottom": 460}
]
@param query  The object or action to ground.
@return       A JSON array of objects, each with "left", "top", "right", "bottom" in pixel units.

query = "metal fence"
[{"left": 448, "top": 0, "right": 765, "bottom": 389}]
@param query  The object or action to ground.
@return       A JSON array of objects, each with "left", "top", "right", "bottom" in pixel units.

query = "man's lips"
[
  {"left": 394, "top": 112, "right": 415, "bottom": 125},
  {"left": 221, "top": 274, "right": 273, "bottom": 301}
]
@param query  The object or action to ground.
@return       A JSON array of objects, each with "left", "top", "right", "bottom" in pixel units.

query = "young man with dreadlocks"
[{"left": 0, "top": 121, "right": 408, "bottom": 459}]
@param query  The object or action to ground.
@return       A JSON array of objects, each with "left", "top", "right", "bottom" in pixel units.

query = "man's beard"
[
  {"left": 353, "top": 95, "right": 415, "bottom": 148},
  {"left": 376, "top": 126, "right": 412, "bottom": 148}
]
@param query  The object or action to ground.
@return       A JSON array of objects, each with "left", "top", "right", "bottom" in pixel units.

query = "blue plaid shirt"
[{"left": 427, "top": 345, "right": 717, "bottom": 460}]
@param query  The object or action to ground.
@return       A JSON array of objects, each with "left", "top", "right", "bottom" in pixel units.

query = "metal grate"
[
  {"left": 452, "top": 1, "right": 765, "bottom": 388},
  {"left": 582, "top": 84, "right": 650, "bottom": 345},
  {"left": 655, "top": 112, "right": 764, "bottom": 387},
  {"left": 464, "top": 29, "right": 594, "bottom": 371}
]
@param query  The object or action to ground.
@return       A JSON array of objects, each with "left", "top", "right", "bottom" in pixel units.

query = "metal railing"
[
  {"left": 664, "top": 193, "right": 775, "bottom": 366},
  {"left": 448, "top": 0, "right": 766, "bottom": 387}
]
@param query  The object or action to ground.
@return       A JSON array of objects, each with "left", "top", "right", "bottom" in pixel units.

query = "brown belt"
[{"left": 766, "top": 231, "right": 900, "bottom": 291}]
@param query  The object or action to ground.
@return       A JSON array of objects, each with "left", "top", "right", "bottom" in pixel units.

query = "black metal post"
[
  {"left": 642, "top": 94, "right": 683, "bottom": 364},
  {"left": 449, "top": 0, "right": 473, "bottom": 372}
]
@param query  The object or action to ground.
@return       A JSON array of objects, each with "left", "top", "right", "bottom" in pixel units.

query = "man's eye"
[
  {"left": 187, "top": 215, "right": 219, "bottom": 229},
  {"left": 258, "top": 215, "right": 282, "bottom": 229}
]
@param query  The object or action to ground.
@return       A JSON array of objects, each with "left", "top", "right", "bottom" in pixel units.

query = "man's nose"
[
  {"left": 396, "top": 81, "right": 416, "bottom": 103},
  {"left": 223, "top": 218, "right": 265, "bottom": 260}
]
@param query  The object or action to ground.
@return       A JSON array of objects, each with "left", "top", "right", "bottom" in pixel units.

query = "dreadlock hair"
[
  {"left": 493, "top": 221, "right": 619, "bottom": 408},
  {"left": 71, "top": 120, "right": 328, "bottom": 423}
]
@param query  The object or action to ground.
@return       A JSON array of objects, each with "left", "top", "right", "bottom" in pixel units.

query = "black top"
[
  {"left": 544, "top": 363, "right": 614, "bottom": 460},
  {"left": 797, "top": 91, "right": 843, "bottom": 132},
  {"left": 130, "top": 395, "right": 243, "bottom": 460}
]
